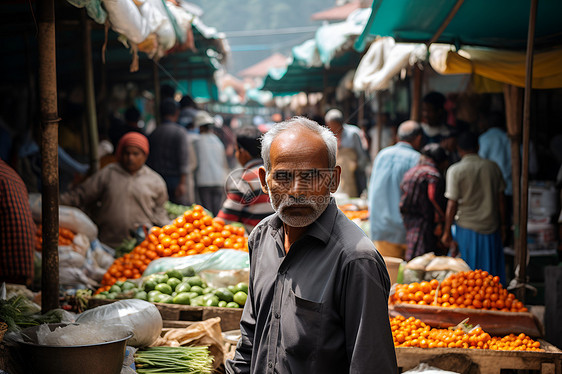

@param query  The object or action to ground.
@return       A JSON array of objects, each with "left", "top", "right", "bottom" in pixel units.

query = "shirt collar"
[
  {"left": 396, "top": 141, "right": 415, "bottom": 150},
  {"left": 462, "top": 153, "right": 480, "bottom": 161},
  {"left": 115, "top": 163, "right": 148, "bottom": 176},
  {"left": 268, "top": 197, "right": 337, "bottom": 245}
]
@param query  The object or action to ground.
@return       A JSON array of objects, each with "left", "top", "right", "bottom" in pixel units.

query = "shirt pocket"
[{"left": 281, "top": 289, "right": 323, "bottom": 360}]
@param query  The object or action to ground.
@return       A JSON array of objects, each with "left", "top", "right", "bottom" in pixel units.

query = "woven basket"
[{"left": 0, "top": 322, "right": 7, "bottom": 343}]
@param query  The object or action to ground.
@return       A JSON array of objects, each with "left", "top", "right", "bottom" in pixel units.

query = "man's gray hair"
[
  {"left": 397, "top": 120, "right": 422, "bottom": 142},
  {"left": 324, "top": 109, "right": 344, "bottom": 124},
  {"left": 261, "top": 116, "right": 337, "bottom": 171}
]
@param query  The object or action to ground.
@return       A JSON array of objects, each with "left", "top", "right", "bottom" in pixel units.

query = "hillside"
[{"left": 190, "top": 0, "right": 331, "bottom": 76}]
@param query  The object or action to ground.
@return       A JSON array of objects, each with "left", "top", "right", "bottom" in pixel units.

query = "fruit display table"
[
  {"left": 389, "top": 303, "right": 543, "bottom": 337},
  {"left": 396, "top": 340, "right": 562, "bottom": 374}
]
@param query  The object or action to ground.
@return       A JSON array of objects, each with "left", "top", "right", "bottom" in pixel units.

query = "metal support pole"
[
  {"left": 37, "top": 0, "right": 60, "bottom": 313},
  {"left": 517, "top": 0, "right": 538, "bottom": 302},
  {"left": 82, "top": 10, "right": 99, "bottom": 173}
]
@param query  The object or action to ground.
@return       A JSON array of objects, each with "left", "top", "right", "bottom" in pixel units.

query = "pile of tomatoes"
[
  {"left": 390, "top": 315, "right": 542, "bottom": 351},
  {"left": 99, "top": 205, "right": 248, "bottom": 289},
  {"left": 390, "top": 270, "right": 527, "bottom": 312}
]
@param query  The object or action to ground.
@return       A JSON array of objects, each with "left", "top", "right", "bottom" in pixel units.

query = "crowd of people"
[{"left": 0, "top": 86, "right": 552, "bottom": 373}]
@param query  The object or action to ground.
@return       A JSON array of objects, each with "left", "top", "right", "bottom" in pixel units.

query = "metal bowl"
[{"left": 17, "top": 323, "right": 132, "bottom": 374}]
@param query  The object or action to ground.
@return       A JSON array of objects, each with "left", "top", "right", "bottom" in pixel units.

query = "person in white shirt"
[{"left": 193, "top": 111, "right": 228, "bottom": 216}]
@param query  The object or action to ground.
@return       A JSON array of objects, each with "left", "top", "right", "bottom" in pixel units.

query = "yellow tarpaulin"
[{"left": 430, "top": 46, "right": 562, "bottom": 90}]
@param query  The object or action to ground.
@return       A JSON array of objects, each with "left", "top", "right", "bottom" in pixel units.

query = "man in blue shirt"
[
  {"left": 369, "top": 120, "right": 422, "bottom": 259},
  {"left": 478, "top": 112, "right": 512, "bottom": 197}
]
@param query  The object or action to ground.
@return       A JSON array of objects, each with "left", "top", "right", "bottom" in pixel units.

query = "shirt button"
[
  {"left": 268, "top": 361, "right": 273, "bottom": 368},
  {"left": 274, "top": 312, "right": 280, "bottom": 319}
]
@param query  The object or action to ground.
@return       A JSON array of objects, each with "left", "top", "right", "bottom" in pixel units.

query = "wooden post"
[
  {"left": 503, "top": 84, "right": 523, "bottom": 280},
  {"left": 517, "top": 0, "right": 538, "bottom": 302},
  {"left": 37, "top": 0, "right": 60, "bottom": 313},
  {"left": 82, "top": 10, "right": 99, "bottom": 173},
  {"left": 376, "top": 91, "right": 384, "bottom": 155},
  {"left": 153, "top": 61, "right": 161, "bottom": 126},
  {"left": 411, "top": 64, "right": 423, "bottom": 122},
  {"left": 358, "top": 92, "right": 365, "bottom": 127}
]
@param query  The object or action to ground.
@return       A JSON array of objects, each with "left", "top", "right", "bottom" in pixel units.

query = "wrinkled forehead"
[{"left": 269, "top": 128, "right": 329, "bottom": 170}]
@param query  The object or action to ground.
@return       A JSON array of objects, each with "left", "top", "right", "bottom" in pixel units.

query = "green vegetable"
[
  {"left": 135, "top": 291, "right": 148, "bottom": 301},
  {"left": 226, "top": 302, "right": 240, "bottom": 308},
  {"left": 167, "top": 277, "right": 182, "bottom": 290},
  {"left": 155, "top": 283, "right": 173, "bottom": 295},
  {"left": 135, "top": 345, "right": 213, "bottom": 374},
  {"left": 203, "top": 287, "right": 215, "bottom": 295},
  {"left": 172, "top": 293, "right": 191, "bottom": 305},
  {"left": 153, "top": 274, "right": 169, "bottom": 284},
  {"left": 175, "top": 282, "right": 191, "bottom": 293},
  {"left": 204, "top": 296, "right": 219, "bottom": 307},
  {"left": 214, "top": 288, "right": 234, "bottom": 303},
  {"left": 190, "top": 286, "right": 204, "bottom": 295},
  {"left": 121, "top": 281, "right": 136, "bottom": 291},
  {"left": 158, "top": 294, "right": 174, "bottom": 304},
  {"left": 185, "top": 276, "right": 203, "bottom": 287},
  {"left": 233, "top": 292, "right": 247, "bottom": 306},
  {"left": 143, "top": 280, "right": 158, "bottom": 292},
  {"left": 218, "top": 301, "right": 227, "bottom": 308},
  {"left": 0, "top": 296, "right": 61, "bottom": 332},
  {"left": 235, "top": 282, "right": 249, "bottom": 294},
  {"left": 165, "top": 269, "right": 183, "bottom": 281},
  {"left": 109, "top": 285, "right": 121, "bottom": 293},
  {"left": 191, "top": 296, "right": 205, "bottom": 306},
  {"left": 180, "top": 266, "right": 196, "bottom": 277}
]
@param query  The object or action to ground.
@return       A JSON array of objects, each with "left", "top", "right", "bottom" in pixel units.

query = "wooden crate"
[
  {"left": 87, "top": 298, "right": 243, "bottom": 332},
  {"left": 396, "top": 340, "right": 562, "bottom": 374},
  {"left": 390, "top": 303, "right": 543, "bottom": 337}
]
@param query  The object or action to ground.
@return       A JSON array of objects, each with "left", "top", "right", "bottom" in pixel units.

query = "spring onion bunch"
[{"left": 135, "top": 346, "right": 213, "bottom": 374}]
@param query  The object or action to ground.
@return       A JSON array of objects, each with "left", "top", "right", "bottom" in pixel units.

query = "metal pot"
[{"left": 17, "top": 323, "right": 132, "bottom": 374}]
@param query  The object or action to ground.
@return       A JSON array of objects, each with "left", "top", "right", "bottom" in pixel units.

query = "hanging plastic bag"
[
  {"left": 76, "top": 299, "right": 162, "bottom": 347},
  {"left": 143, "top": 249, "right": 249, "bottom": 276}
]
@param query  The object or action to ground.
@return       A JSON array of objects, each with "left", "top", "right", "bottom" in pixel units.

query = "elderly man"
[
  {"left": 61, "top": 132, "right": 169, "bottom": 248},
  {"left": 369, "top": 120, "right": 423, "bottom": 259},
  {"left": 226, "top": 117, "right": 397, "bottom": 374},
  {"left": 324, "top": 108, "right": 370, "bottom": 197}
]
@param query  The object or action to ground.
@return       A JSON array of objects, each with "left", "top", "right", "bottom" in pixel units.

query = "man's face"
[
  {"left": 422, "top": 102, "right": 440, "bottom": 127},
  {"left": 120, "top": 145, "right": 147, "bottom": 174},
  {"left": 259, "top": 127, "right": 340, "bottom": 228}
]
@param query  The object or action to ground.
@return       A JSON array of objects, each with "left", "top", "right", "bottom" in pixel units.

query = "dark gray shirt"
[
  {"left": 147, "top": 121, "right": 190, "bottom": 177},
  {"left": 226, "top": 198, "right": 397, "bottom": 374}
]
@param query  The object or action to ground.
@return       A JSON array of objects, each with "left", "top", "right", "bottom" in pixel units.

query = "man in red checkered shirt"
[
  {"left": 0, "top": 159, "right": 36, "bottom": 286},
  {"left": 217, "top": 126, "right": 274, "bottom": 233}
]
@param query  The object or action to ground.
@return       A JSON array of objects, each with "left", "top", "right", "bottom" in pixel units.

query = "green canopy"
[
  {"left": 355, "top": 0, "right": 562, "bottom": 51},
  {"left": 260, "top": 47, "right": 360, "bottom": 95}
]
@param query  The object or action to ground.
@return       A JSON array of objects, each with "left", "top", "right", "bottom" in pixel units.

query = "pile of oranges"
[
  {"left": 339, "top": 204, "right": 369, "bottom": 221},
  {"left": 98, "top": 205, "right": 248, "bottom": 290},
  {"left": 391, "top": 315, "right": 542, "bottom": 351},
  {"left": 35, "top": 224, "right": 75, "bottom": 251},
  {"left": 341, "top": 209, "right": 369, "bottom": 221},
  {"left": 390, "top": 270, "right": 528, "bottom": 312}
]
